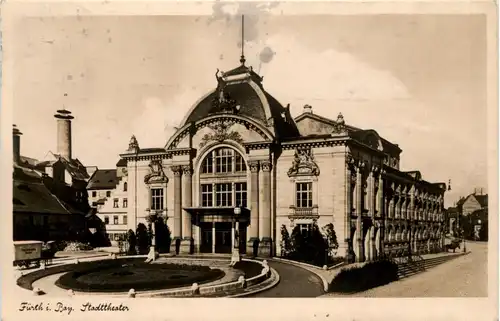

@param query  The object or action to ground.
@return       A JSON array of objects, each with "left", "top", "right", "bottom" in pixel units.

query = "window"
[
  {"left": 151, "top": 188, "right": 164, "bottom": 210},
  {"left": 202, "top": 154, "right": 214, "bottom": 174},
  {"left": 123, "top": 216, "right": 128, "bottom": 225},
  {"left": 123, "top": 182, "right": 128, "bottom": 192},
  {"left": 113, "top": 198, "right": 119, "bottom": 208},
  {"left": 92, "top": 191, "right": 97, "bottom": 197},
  {"left": 113, "top": 216, "right": 119, "bottom": 225},
  {"left": 104, "top": 216, "right": 109, "bottom": 224},
  {"left": 201, "top": 147, "right": 247, "bottom": 174},
  {"left": 123, "top": 198, "right": 128, "bottom": 208},
  {"left": 235, "top": 154, "right": 247, "bottom": 172},
  {"left": 106, "top": 191, "right": 111, "bottom": 197},
  {"left": 215, "top": 183, "right": 232, "bottom": 207},
  {"left": 296, "top": 182, "right": 313, "bottom": 208},
  {"left": 201, "top": 184, "right": 213, "bottom": 207},
  {"left": 215, "top": 148, "right": 233, "bottom": 173},
  {"left": 235, "top": 182, "right": 247, "bottom": 207}
]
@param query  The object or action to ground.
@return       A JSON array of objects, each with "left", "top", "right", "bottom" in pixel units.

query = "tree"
[
  {"left": 322, "top": 223, "right": 339, "bottom": 257},
  {"left": 479, "top": 221, "right": 488, "bottom": 241},
  {"left": 126, "top": 229, "right": 137, "bottom": 255},
  {"left": 136, "top": 223, "right": 149, "bottom": 254},
  {"left": 279, "top": 225, "right": 292, "bottom": 257}
]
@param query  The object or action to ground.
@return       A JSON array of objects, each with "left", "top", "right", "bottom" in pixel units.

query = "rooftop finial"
[{"left": 240, "top": 15, "right": 246, "bottom": 65}]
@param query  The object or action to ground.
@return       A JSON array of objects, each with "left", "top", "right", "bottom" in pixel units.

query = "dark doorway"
[
  {"left": 200, "top": 223, "right": 213, "bottom": 253},
  {"left": 215, "top": 222, "right": 232, "bottom": 253},
  {"left": 238, "top": 224, "right": 247, "bottom": 254}
]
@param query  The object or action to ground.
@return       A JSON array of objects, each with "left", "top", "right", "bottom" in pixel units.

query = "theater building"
[{"left": 119, "top": 59, "right": 448, "bottom": 261}]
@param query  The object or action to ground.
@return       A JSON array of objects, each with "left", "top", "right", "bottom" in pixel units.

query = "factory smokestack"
[
  {"left": 12, "top": 124, "right": 22, "bottom": 164},
  {"left": 54, "top": 109, "right": 74, "bottom": 160}
]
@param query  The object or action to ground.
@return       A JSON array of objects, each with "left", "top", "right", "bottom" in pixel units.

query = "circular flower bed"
[{"left": 53, "top": 258, "right": 224, "bottom": 292}]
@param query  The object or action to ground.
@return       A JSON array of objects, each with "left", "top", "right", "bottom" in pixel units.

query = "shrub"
[
  {"left": 329, "top": 260, "right": 399, "bottom": 293},
  {"left": 279, "top": 225, "right": 292, "bottom": 257},
  {"left": 136, "top": 223, "right": 149, "bottom": 254},
  {"left": 287, "top": 223, "right": 331, "bottom": 267},
  {"left": 479, "top": 221, "right": 488, "bottom": 241},
  {"left": 63, "top": 242, "right": 93, "bottom": 252},
  {"left": 126, "top": 230, "right": 137, "bottom": 255}
]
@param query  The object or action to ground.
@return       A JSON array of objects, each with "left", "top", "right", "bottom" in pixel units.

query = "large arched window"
[
  {"left": 200, "top": 147, "right": 248, "bottom": 208},
  {"left": 201, "top": 148, "right": 247, "bottom": 174}
]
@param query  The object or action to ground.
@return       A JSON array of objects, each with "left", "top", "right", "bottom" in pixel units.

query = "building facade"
[{"left": 119, "top": 61, "right": 448, "bottom": 261}]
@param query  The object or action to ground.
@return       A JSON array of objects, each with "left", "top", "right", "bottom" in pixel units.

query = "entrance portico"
[{"left": 184, "top": 207, "right": 249, "bottom": 254}]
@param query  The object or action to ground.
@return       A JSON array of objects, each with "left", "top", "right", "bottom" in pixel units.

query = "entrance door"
[
  {"left": 200, "top": 223, "right": 213, "bottom": 253},
  {"left": 215, "top": 222, "right": 232, "bottom": 254}
]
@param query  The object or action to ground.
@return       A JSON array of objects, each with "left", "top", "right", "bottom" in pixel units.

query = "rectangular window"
[
  {"left": 104, "top": 216, "right": 109, "bottom": 224},
  {"left": 123, "top": 216, "right": 128, "bottom": 225},
  {"left": 113, "top": 198, "right": 119, "bottom": 208},
  {"left": 106, "top": 191, "right": 111, "bottom": 197},
  {"left": 215, "top": 183, "right": 232, "bottom": 207},
  {"left": 151, "top": 188, "right": 164, "bottom": 210},
  {"left": 201, "top": 184, "right": 213, "bottom": 207},
  {"left": 215, "top": 149, "right": 233, "bottom": 173},
  {"left": 235, "top": 182, "right": 247, "bottom": 207},
  {"left": 113, "top": 215, "right": 119, "bottom": 225},
  {"left": 92, "top": 191, "right": 97, "bottom": 197},
  {"left": 123, "top": 198, "right": 128, "bottom": 208},
  {"left": 296, "top": 182, "right": 313, "bottom": 208}
]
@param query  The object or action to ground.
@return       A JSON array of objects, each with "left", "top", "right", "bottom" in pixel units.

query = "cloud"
[
  {"left": 243, "top": 34, "right": 411, "bottom": 108},
  {"left": 129, "top": 86, "right": 210, "bottom": 149}
]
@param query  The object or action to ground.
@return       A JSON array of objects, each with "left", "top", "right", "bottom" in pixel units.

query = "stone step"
[{"left": 397, "top": 254, "right": 463, "bottom": 278}]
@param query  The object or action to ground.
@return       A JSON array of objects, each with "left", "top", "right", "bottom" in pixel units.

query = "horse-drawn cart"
[
  {"left": 13, "top": 240, "right": 44, "bottom": 268},
  {"left": 13, "top": 240, "right": 57, "bottom": 269}
]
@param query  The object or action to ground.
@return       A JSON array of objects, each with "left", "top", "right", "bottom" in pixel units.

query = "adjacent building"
[
  {"left": 117, "top": 57, "right": 448, "bottom": 262},
  {"left": 87, "top": 162, "right": 129, "bottom": 244},
  {"left": 12, "top": 124, "right": 88, "bottom": 241}
]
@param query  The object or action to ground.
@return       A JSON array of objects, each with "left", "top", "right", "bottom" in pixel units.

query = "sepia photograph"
[{"left": 1, "top": 1, "right": 498, "bottom": 320}]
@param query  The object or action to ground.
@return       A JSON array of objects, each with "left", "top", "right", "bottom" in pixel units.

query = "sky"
[{"left": 10, "top": 10, "right": 487, "bottom": 207}]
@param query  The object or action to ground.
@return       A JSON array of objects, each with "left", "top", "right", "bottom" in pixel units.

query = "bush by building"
[{"left": 329, "top": 259, "right": 399, "bottom": 293}]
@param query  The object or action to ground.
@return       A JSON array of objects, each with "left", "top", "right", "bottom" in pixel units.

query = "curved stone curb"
[
  {"left": 145, "top": 258, "right": 271, "bottom": 297},
  {"left": 227, "top": 267, "right": 280, "bottom": 298},
  {"left": 269, "top": 258, "right": 330, "bottom": 292},
  {"left": 19, "top": 256, "right": 272, "bottom": 298}
]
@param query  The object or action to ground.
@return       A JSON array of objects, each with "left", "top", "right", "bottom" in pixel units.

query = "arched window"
[
  {"left": 201, "top": 148, "right": 247, "bottom": 174},
  {"left": 123, "top": 182, "right": 128, "bottom": 192},
  {"left": 199, "top": 147, "right": 248, "bottom": 208}
]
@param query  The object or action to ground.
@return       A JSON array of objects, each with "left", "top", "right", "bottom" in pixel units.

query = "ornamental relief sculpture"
[
  {"left": 144, "top": 160, "right": 168, "bottom": 184},
  {"left": 199, "top": 119, "right": 244, "bottom": 148},
  {"left": 287, "top": 147, "right": 320, "bottom": 177}
]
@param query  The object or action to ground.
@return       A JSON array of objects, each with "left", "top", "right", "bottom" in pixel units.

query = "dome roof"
[{"left": 181, "top": 64, "right": 300, "bottom": 140}]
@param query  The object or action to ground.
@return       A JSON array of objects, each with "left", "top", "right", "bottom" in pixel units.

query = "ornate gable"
[
  {"left": 199, "top": 119, "right": 244, "bottom": 148},
  {"left": 144, "top": 160, "right": 168, "bottom": 184},
  {"left": 287, "top": 147, "right": 320, "bottom": 177}
]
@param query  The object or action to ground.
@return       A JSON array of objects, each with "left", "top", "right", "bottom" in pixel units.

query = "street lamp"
[
  {"left": 230, "top": 206, "right": 242, "bottom": 266},
  {"left": 146, "top": 209, "right": 158, "bottom": 262}
]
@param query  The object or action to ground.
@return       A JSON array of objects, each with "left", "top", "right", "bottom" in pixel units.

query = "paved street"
[
  {"left": 248, "top": 261, "right": 324, "bottom": 297},
  {"left": 323, "top": 241, "right": 488, "bottom": 297}
]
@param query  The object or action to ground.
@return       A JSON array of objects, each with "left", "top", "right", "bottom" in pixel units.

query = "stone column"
[
  {"left": 259, "top": 160, "right": 272, "bottom": 257},
  {"left": 180, "top": 165, "right": 193, "bottom": 254},
  {"left": 355, "top": 161, "right": 364, "bottom": 262},
  {"left": 170, "top": 165, "right": 182, "bottom": 254},
  {"left": 369, "top": 168, "right": 377, "bottom": 261},
  {"left": 378, "top": 171, "right": 385, "bottom": 255},
  {"left": 212, "top": 222, "right": 216, "bottom": 254},
  {"left": 247, "top": 161, "right": 260, "bottom": 255},
  {"left": 344, "top": 158, "right": 354, "bottom": 262}
]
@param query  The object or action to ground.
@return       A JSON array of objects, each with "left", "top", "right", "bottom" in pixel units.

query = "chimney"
[
  {"left": 303, "top": 104, "right": 312, "bottom": 114},
  {"left": 54, "top": 109, "right": 74, "bottom": 160},
  {"left": 12, "top": 124, "right": 22, "bottom": 164}
]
